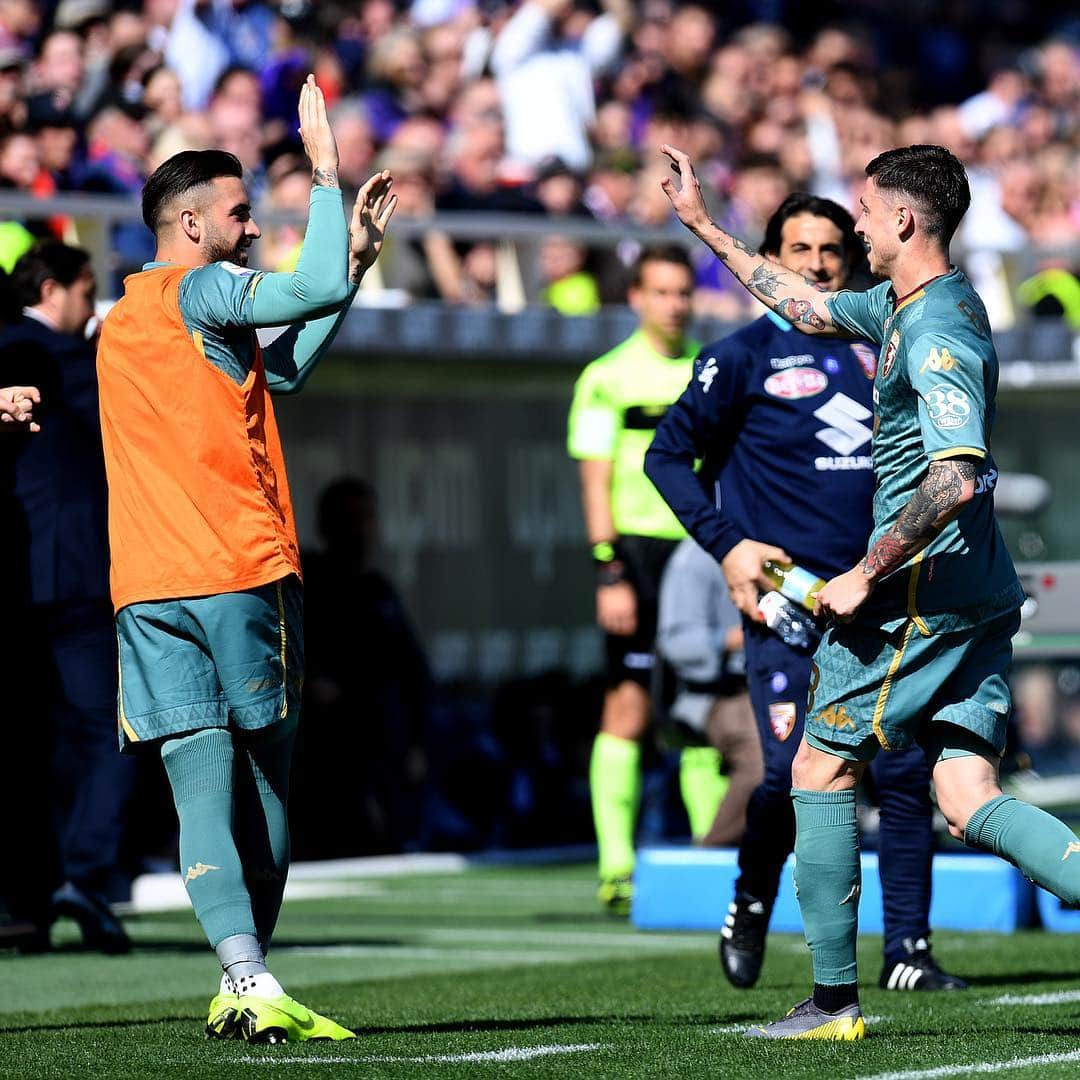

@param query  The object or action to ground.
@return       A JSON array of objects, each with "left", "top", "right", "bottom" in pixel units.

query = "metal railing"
[{"left": 2, "top": 190, "right": 1078, "bottom": 372}]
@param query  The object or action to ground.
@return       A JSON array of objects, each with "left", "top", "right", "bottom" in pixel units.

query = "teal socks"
[
  {"left": 234, "top": 719, "right": 296, "bottom": 950},
  {"left": 792, "top": 788, "right": 861, "bottom": 986},
  {"left": 965, "top": 794, "right": 1080, "bottom": 904},
  {"left": 590, "top": 733, "right": 641, "bottom": 880},
  {"left": 161, "top": 728, "right": 254, "bottom": 948},
  {"left": 161, "top": 719, "right": 297, "bottom": 952}
]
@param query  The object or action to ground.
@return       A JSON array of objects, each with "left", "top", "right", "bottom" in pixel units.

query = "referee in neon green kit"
[{"left": 568, "top": 245, "right": 725, "bottom": 914}]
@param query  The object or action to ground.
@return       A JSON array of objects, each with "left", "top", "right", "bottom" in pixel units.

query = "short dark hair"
[
  {"left": 10, "top": 242, "right": 91, "bottom": 308},
  {"left": 864, "top": 144, "right": 970, "bottom": 245},
  {"left": 760, "top": 192, "right": 866, "bottom": 275},
  {"left": 141, "top": 149, "right": 244, "bottom": 233},
  {"left": 630, "top": 244, "right": 693, "bottom": 288}
]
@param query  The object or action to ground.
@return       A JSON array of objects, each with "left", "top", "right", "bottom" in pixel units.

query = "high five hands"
[{"left": 350, "top": 171, "right": 397, "bottom": 280}]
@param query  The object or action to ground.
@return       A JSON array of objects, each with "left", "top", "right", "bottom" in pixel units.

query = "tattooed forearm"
[
  {"left": 776, "top": 297, "right": 828, "bottom": 330},
  {"left": 696, "top": 223, "right": 835, "bottom": 332},
  {"left": 312, "top": 167, "right": 339, "bottom": 189},
  {"left": 860, "top": 459, "right": 976, "bottom": 580},
  {"left": 745, "top": 265, "right": 784, "bottom": 298}
]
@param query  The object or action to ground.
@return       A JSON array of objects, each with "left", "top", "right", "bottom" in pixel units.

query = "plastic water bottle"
[
  {"left": 758, "top": 591, "right": 812, "bottom": 648},
  {"left": 763, "top": 559, "right": 826, "bottom": 612}
]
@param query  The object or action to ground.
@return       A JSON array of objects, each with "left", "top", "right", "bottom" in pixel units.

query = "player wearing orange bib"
[{"left": 97, "top": 76, "right": 396, "bottom": 1044}]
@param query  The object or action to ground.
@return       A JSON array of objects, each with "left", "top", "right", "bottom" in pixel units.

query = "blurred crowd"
[{"left": 0, "top": 0, "right": 1078, "bottom": 321}]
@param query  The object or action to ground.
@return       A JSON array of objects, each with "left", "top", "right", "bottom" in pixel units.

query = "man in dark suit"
[{"left": 0, "top": 242, "right": 134, "bottom": 953}]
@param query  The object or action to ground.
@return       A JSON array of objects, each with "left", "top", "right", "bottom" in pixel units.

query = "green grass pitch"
[{"left": 3, "top": 862, "right": 1080, "bottom": 1079}]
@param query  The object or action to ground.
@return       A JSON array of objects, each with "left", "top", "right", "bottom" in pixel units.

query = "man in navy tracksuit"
[{"left": 645, "top": 194, "right": 965, "bottom": 993}]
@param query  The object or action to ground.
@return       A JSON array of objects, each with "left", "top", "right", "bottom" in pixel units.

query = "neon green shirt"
[{"left": 567, "top": 329, "right": 698, "bottom": 540}]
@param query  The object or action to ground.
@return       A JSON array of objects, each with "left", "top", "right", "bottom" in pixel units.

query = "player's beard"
[{"left": 202, "top": 222, "right": 251, "bottom": 266}]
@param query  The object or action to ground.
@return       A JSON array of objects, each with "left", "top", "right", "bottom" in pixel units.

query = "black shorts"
[{"left": 604, "top": 535, "right": 680, "bottom": 690}]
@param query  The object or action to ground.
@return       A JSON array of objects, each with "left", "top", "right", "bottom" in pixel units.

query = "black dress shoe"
[{"left": 52, "top": 882, "right": 131, "bottom": 955}]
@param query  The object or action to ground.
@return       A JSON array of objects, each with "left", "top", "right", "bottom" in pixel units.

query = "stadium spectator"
[
  {"left": 259, "top": 161, "right": 310, "bottom": 271},
  {"left": 26, "top": 100, "right": 81, "bottom": 193},
  {"left": 491, "top": 0, "right": 633, "bottom": 173},
  {"left": 533, "top": 154, "right": 588, "bottom": 217},
  {"left": 0, "top": 128, "right": 39, "bottom": 191},
  {"left": 0, "top": 0, "right": 39, "bottom": 54},
  {"left": 141, "top": 64, "right": 185, "bottom": 129},
  {"left": 540, "top": 234, "right": 599, "bottom": 315},
  {"left": 364, "top": 143, "right": 460, "bottom": 301},
  {"left": 0, "top": 1, "right": 1072, "bottom": 321},
  {"left": 0, "top": 242, "right": 134, "bottom": 954},
  {"left": 436, "top": 111, "right": 539, "bottom": 213},
  {"left": 30, "top": 30, "right": 85, "bottom": 108},
  {"left": 328, "top": 98, "right": 377, "bottom": 194},
  {"left": 362, "top": 25, "right": 427, "bottom": 142}
]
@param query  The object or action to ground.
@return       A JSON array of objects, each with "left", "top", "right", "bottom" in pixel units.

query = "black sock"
[{"left": 813, "top": 982, "right": 859, "bottom": 1013}]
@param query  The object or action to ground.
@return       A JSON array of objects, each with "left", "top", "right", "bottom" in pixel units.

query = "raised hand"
[
  {"left": 349, "top": 169, "right": 397, "bottom": 281},
  {"left": 297, "top": 74, "right": 339, "bottom": 186},
  {"left": 659, "top": 144, "right": 712, "bottom": 234}
]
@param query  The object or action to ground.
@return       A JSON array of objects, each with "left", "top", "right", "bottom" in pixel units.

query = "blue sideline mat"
[{"left": 632, "top": 847, "right": 1037, "bottom": 933}]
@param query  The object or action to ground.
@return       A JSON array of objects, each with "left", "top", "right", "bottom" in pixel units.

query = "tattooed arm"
[
  {"left": 659, "top": 144, "right": 841, "bottom": 335},
  {"left": 813, "top": 458, "right": 979, "bottom": 620}
]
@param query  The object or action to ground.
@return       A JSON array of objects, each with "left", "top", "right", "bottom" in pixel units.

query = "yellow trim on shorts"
[
  {"left": 906, "top": 552, "right": 931, "bottom": 637},
  {"left": 928, "top": 446, "right": 986, "bottom": 461},
  {"left": 116, "top": 632, "right": 139, "bottom": 743},
  {"left": 276, "top": 581, "right": 288, "bottom": 719},
  {"left": 872, "top": 619, "right": 916, "bottom": 750},
  {"left": 191, "top": 329, "right": 206, "bottom": 358}
]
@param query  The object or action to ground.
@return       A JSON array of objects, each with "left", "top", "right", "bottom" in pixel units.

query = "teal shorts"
[
  {"left": 116, "top": 575, "right": 303, "bottom": 751},
  {"left": 804, "top": 608, "right": 1020, "bottom": 763}
]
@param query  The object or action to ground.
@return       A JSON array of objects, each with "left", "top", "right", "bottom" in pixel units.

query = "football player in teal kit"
[{"left": 659, "top": 141, "right": 1080, "bottom": 1040}]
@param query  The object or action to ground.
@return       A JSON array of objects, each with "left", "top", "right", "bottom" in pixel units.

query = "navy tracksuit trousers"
[{"left": 736, "top": 620, "right": 933, "bottom": 961}]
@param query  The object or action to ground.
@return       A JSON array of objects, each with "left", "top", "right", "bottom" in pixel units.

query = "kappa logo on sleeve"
[
  {"left": 697, "top": 356, "right": 718, "bottom": 393},
  {"left": 919, "top": 346, "right": 959, "bottom": 375}
]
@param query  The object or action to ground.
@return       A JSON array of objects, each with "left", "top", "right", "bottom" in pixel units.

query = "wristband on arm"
[{"left": 592, "top": 539, "right": 628, "bottom": 587}]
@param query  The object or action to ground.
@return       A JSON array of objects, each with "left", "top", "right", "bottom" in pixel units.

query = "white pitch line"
[
  {"left": 276, "top": 946, "right": 573, "bottom": 964},
  {"left": 235, "top": 1042, "right": 606, "bottom": 1065},
  {"left": 981, "top": 989, "right": 1080, "bottom": 1007},
  {"left": 277, "top": 928, "right": 706, "bottom": 950},
  {"left": 865, "top": 1049, "right": 1080, "bottom": 1079},
  {"left": 404, "top": 927, "right": 704, "bottom": 947}
]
